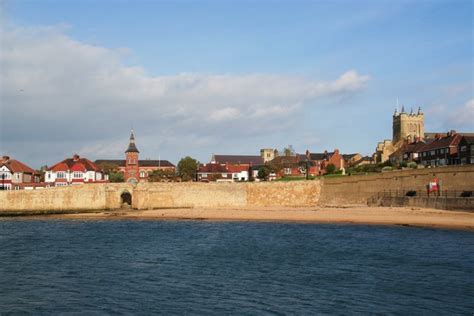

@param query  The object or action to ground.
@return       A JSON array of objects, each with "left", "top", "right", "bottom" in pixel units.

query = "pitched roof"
[
  {"left": 390, "top": 140, "right": 428, "bottom": 157},
  {"left": 460, "top": 136, "right": 474, "bottom": 145},
  {"left": 198, "top": 163, "right": 229, "bottom": 173},
  {"left": 0, "top": 157, "right": 35, "bottom": 174},
  {"left": 418, "top": 134, "right": 462, "bottom": 152},
  {"left": 308, "top": 152, "right": 333, "bottom": 161},
  {"left": 48, "top": 156, "right": 101, "bottom": 172},
  {"left": 342, "top": 154, "right": 358, "bottom": 160},
  {"left": 94, "top": 159, "right": 175, "bottom": 167},
  {"left": 125, "top": 130, "right": 139, "bottom": 153},
  {"left": 213, "top": 155, "right": 263, "bottom": 165}
]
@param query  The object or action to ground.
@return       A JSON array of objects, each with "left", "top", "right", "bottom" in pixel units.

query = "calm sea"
[{"left": 0, "top": 219, "right": 473, "bottom": 314}]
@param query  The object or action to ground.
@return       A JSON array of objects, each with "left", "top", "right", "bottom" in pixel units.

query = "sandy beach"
[{"left": 52, "top": 206, "right": 474, "bottom": 231}]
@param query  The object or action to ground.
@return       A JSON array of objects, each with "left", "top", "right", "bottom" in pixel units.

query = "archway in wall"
[{"left": 120, "top": 191, "right": 132, "bottom": 208}]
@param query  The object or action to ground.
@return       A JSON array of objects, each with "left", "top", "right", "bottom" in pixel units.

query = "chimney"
[
  {"left": 306, "top": 150, "right": 310, "bottom": 158},
  {"left": 73, "top": 154, "right": 80, "bottom": 161},
  {"left": 2, "top": 156, "right": 10, "bottom": 162}
]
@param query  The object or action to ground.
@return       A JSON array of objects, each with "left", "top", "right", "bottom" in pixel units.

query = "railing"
[{"left": 375, "top": 189, "right": 474, "bottom": 199}]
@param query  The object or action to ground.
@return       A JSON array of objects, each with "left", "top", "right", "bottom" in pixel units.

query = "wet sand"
[{"left": 54, "top": 206, "right": 474, "bottom": 231}]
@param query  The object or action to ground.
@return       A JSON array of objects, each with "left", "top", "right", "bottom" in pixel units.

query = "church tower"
[
  {"left": 392, "top": 106, "right": 424, "bottom": 145},
  {"left": 125, "top": 130, "right": 140, "bottom": 183}
]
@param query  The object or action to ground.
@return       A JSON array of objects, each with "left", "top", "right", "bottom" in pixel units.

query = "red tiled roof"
[
  {"left": 198, "top": 163, "right": 229, "bottom": 173},
  {"left": 418, "top": 134, "right": 462, "bottom": 152},
  {"left": 48, "top": 156, "right": 101, "bottom": 172},
  {"left": 0, "top": 158, "right": 35, "bottom": 174},
  {"left": 213, "top": 155, "right": 263, "bottom": 165},
  {"left": 226, "top": 165, "right": 249, "bottom": 173}
]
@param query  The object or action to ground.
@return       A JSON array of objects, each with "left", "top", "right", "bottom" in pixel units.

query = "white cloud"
[{"left": 0, "top": 24, "right": 370, "bottom": 165}]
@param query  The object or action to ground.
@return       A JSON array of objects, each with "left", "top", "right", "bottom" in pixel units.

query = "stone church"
[{"left": 374, "top": 106, "right": 424, "bottom": 163}]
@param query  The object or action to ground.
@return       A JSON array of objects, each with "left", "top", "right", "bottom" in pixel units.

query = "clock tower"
[{"left": 125, "top": 130, "right": 140, "bottom": 183}]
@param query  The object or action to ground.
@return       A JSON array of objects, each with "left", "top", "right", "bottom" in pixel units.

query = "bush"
[
  {"left": 325, "top": 164, "right": 337, "bottom": 174},
  {"left": 381, "top": 166, "right": 393, "bottom": 172},
  {"left": 407, "top": 161, "right": 418, "bottom": 169}
]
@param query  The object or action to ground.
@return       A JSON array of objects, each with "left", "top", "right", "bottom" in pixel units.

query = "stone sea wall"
[
  {"left": 0, "top": 181, "right": 322, "bottom": 214},
  {"left": 319, "top": 164, "right": 474, "bottom": 205},
  {"left": 0, "top": 165, "right": 472, "bottom": 214}
]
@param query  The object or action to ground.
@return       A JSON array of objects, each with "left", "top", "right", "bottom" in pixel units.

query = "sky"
[{"left": 1, "top": 0, "right": 473, "bottom": 168}]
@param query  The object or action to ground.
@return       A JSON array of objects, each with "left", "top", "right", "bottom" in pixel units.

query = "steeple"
[
  {"left": 125, "top": 129, "right": 140, "bottom": 153},
  {"left": 417, "top": 106, "right": 422, "bottom": 115},
  {"left": 401, "top": 105, "right": 405, "bottom": 113}
]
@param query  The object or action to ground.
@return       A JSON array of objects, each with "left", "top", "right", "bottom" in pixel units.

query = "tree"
[
  {"left": 257, "top": 165, "right": 272, "bottom": 181},
  {"left": 148, "top": 169, "right": 178, "bottom": 182},
  {"left": 96, "top": 162, "right": 124, "bottom": 183},
  {"left": 177, "top": 156, "right": 199, "bottom": 181},
  {"left": 325, "top": 163, "right": 337, "bottom": 174}
]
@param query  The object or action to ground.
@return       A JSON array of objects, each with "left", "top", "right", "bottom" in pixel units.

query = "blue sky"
[{"left": 1, "top": 0, "right": 473, "bottom": 168}]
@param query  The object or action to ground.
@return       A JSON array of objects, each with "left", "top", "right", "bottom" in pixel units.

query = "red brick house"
[
  {"left": 197, "top": 163, "right": 233, "bottom": 182},
  {"left": 458, "top": 136, "right": 474, "bottom": 164},
  {"left": 389, "top": 139, "right": 429, "bottom": 165},
  {"left": 0, "top": 156, "right": 42, "bottom": 190},
  {"left": 418, "top": 131, "right": 462, "bottom": 167},
  {"left": 306, "top": 149, "right": 345, "bottom": 175}
]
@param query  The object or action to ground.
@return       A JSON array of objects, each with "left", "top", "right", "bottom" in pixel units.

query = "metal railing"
[{"left": 376, "top": 190, "right": 473, "bottom": 199}]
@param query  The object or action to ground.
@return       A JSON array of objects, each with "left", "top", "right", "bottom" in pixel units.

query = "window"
[
  {"left": 430, "top": 150, "right": 435, "bottom": 156},
  {"left": 140, "top": 171, "right": 145, "bottom": 178},
  {"left": 47, "top": 173, "right": 51, "bottom": 179},
  {"left": 73, "top": 172, "right": 83, "bottom": 178},
  {"left": 460, "top": 145, "right": 467, "bottom": 152},
  {"left": 15, "top": 173, "right": 21, "bottom": 180},
  {"left": 284, "top": 168, "right": 292, "bottom": 175},
  {"left": 57, "top": 172, "right": 66, "bottom": 179}
]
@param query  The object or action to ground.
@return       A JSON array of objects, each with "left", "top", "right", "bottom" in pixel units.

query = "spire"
[
  {"left": 401, "top": 105, "right": 405, "bottom": 113},
  {"left": 418, "top": 106, "right": 422, "bottom": 115},
  {"left": 410, "top": 107, "right": 413, "bottom": 114},
  {"left": 394, "top": 108, "right": 398, "bottom": 116},
  {"left": 125, "top": 129, "right": 140, "bottom": 153}
]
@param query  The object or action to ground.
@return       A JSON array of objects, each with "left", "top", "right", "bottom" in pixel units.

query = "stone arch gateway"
[{"left": 120, "top": 190, "right": 132, "bottom": 208}]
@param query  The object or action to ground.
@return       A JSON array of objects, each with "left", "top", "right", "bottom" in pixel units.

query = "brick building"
[{"left": 95, "top": 130, "right": 175, "bottom": 183}]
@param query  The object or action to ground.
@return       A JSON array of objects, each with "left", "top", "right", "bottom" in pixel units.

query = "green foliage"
[
  {"left": 325, "top": 163, "right": 337, "bottom": 174},
  {"left": 96, "top": 162, "right": 124, "bottom": 183},
  {"left": 148, "top": 169, "right": 178, "bottom": 182},
  {"left": 257, "top": 166, "right": 272, "bottom": 180},
  {"left": 177, "top": 156, "right": 199, "bottom": 181},
  {"left": 381, "top": 166, "right": 393, "bottom": 172},
  {"left": 407, "top": 161, "right": 418, "bottom": 169},
  {"left": 109, "top": 172, "right": 124, "bottom": 183},
  {"left": 399, "top": 161, "right": 408, "bottom": 168}
]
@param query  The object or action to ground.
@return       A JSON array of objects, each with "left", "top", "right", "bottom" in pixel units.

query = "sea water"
[{"left": 0, "top": 219, "right": 472, "bottom": 314}]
